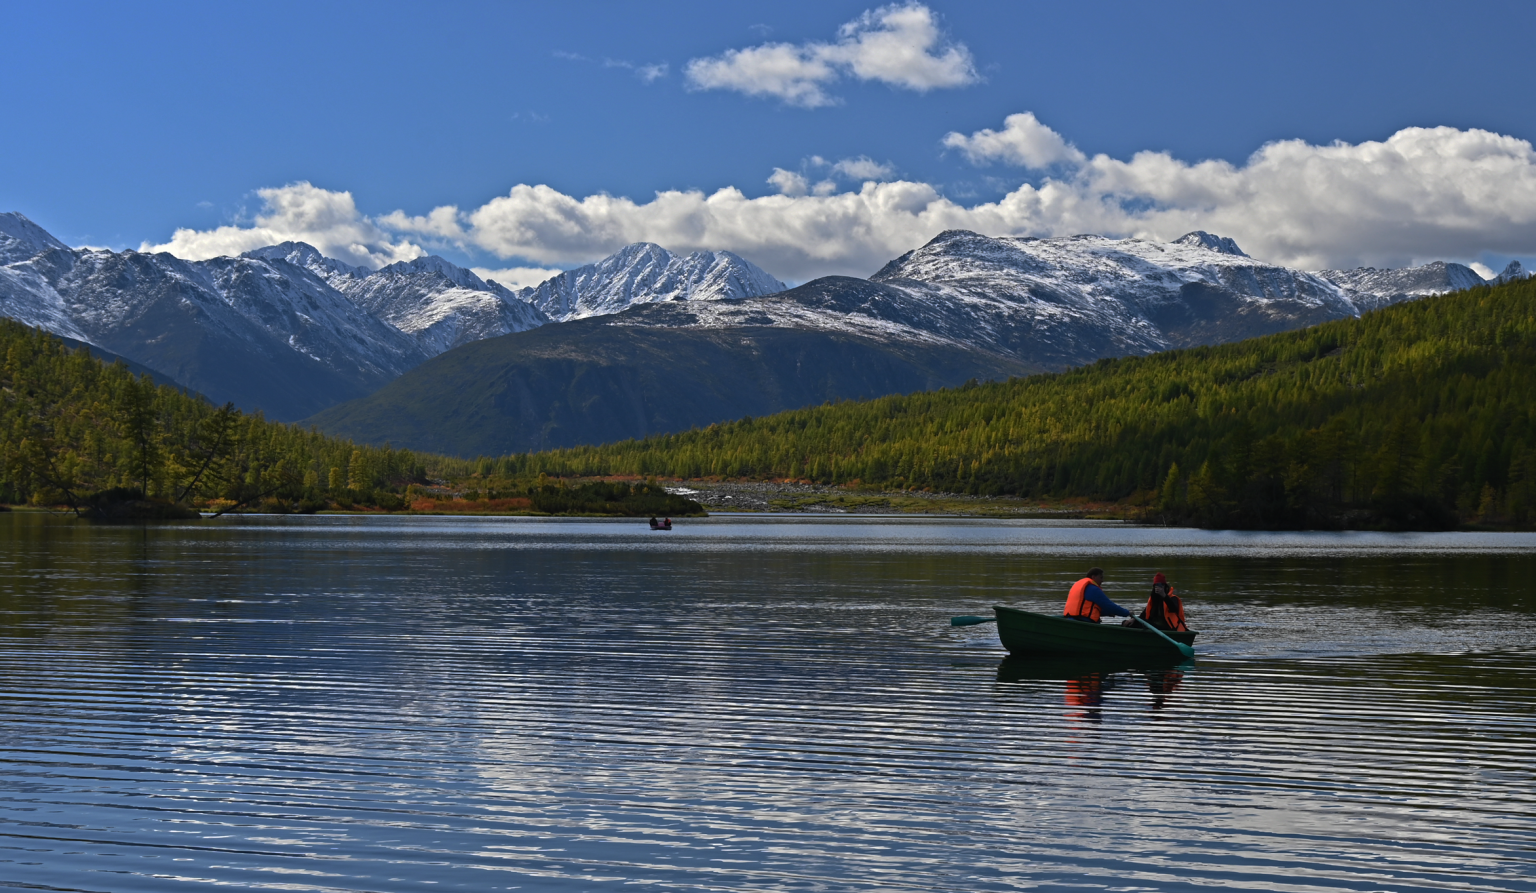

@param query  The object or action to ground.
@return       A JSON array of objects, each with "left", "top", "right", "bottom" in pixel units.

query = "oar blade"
[
  {"left": 1131, "top": 615, "right": 1195, "bottom": 658},
  {"left": 950, "top": 615, "right": 996, "bottom": 627}
]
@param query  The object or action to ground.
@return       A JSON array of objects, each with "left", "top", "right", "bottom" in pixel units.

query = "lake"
[{"left": 1, "top": 512, "right": 1533, "bottom": 892}]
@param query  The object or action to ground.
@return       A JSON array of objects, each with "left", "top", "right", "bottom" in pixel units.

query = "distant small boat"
[
  {"left": 992, "top": 605, "right": 1196, "bottom": 659},
  {"left": 648, "top": 518, "right": 673, "bottom": 530}
]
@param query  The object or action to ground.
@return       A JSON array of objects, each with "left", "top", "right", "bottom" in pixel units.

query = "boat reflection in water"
[{"left": 996, "top": 655, "right": 1191, "bottom": 721}]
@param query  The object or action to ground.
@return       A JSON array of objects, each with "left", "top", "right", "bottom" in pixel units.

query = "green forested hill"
[
  {"left": 493, "top": 279, "right": 1536, "bottom": 529},
  {"left": 0, "top": 318, "right": 427, "bottom": 516},
  {"left": 0, "top": 318, "right": 701, "bottom": 518}
]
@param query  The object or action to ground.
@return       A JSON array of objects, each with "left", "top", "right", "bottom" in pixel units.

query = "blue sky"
[{"left": 5, "top": 1, "right": 1536, "bottom": 284}]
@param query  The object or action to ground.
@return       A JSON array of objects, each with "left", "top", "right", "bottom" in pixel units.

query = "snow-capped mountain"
[
  {"left": 0, "top": 213, "right": 561, "bottom": 418},
  {"left": 0, "top": 212, "right": 69, "bottom": 264},
  {"left": 602, "top": 230, "right": 1502, "bottom": 371},
  {"left": 850, "top": 230, "right": 1357, "bottom": 368},
  {"left": 518, "top": 242, "right": 785, "bottom": 321},
  {"left": 246, "top": 243, "right": 547, "bottom": 356},
  {"left": 1316, "top": 261, "right": 1489, "bottom": 311},
  {"left": 1493, "top": 260, "right": 1530, "bottom": 285},
  {"left": 242, "top": 241, "right": 367, "bottom": 289},
  {"left": 1173, "top": 231, "right": 1248, "bottom": 256},
  {"left": 0, "top": 227, "right": 429, "bottom": 419}
]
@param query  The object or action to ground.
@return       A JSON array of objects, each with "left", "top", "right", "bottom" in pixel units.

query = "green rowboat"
[{"left": 992, "top": 605, "right": 1197, "bottom": 659}]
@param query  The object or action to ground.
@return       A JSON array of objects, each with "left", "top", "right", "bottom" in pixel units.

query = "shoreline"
[
  {"left": 10, "top": 481, "right": 1526, "bottom": 529},
  {"left": 659, "top": 480, "right": 1125, "bottom": 518}
]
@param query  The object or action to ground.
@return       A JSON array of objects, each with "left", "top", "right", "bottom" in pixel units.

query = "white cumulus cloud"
[
  {"left": 143, "top": 182, "right": 424, "bottom": 268},
  {"left": 767, "top": 168, "right": 811, "bottom": 196},
  {"left": 831, "top": 156, "right": 896, "bottom": 180},
  {"left": 770, "top": 156, "right": 894, "bottom": 196},
  {"left": 452, "top": 180, "right": 966, "bottom": 281},
  {"left": 685, "top": 3, "right": 976, "bottom": 108},
  {"left": 471, "top": 266, "right": 564, "bottom": 290},
  {"left": 822, "top": 4, "right": 976, "bottom": 91},
  {"left": 378, "top": 205, "right": 466, "bottom": 240},
  {"left": 942, "top": 112, "right": 1086, "bottom": 168}
]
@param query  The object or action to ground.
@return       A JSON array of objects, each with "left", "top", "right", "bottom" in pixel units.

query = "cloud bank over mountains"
[
  {"left": 146, "top": 183, "right": 425, "bottom": 269},
  {"left": 144, "top": 115, "right": 1536, "bottom": 283}
]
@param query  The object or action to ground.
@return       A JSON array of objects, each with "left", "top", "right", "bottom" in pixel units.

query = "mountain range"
[
  {"left": 0, "top": 214, "right": 781, "bottom": 419},
  {"left": 304, "top": 229, "right": 1525, "bottom": 455},
  {"left": 2, "top": 210, "right": 1527, "bottom": 452}
]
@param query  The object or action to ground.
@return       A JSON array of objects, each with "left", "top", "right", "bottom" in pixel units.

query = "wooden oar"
[
  {"left": 950, "top": 615, "right": 996, "bottom": 626},
  {"left": 1130, "top": 615, "right": 1195, "bottom": 659}
]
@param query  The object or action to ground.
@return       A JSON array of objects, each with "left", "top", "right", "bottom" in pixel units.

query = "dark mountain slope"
[
  {"left": 48, "top": 248, "right": 419, "bottom": 420},
  {"left": 305, "top": 309, "right": 1037, "bottom": 456}
]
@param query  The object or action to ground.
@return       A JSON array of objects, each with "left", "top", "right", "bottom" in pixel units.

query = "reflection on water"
[
  {"left": 997, "top": 657, "right": 1188, "bottom": 724},
  {"left": 1, "top": 512, "right": 1534, "bottom": 892}
]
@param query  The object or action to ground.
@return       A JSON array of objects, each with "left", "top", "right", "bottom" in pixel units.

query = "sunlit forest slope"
[
  {"left": 500, "top": 279, "right": 1536, "bottom": 529},
  {"left": 0, "top": 320, "right": 698, "bottom": 518}
]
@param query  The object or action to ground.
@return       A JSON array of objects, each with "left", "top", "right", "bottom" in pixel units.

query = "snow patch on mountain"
[
  {"left": 243, "top": 241, "right": 366, "bottom": 289},
  {"left": 243, "top": 246, "right": 549, "bottom": 355},
  {"left": 603, "top": 283, "right": 967, "bottom": 350},
  {"left": 519, "top": 243, "right": 785, "bottom": 322},
  {"left": 1316, "top": 261, "right": 1488, "bottom": 310},
  {"left": 334, "top": 257, "right": 548, "bottom": 355},
  {"left": 0, "top": 254, "right": 89, "bottom": 341}
]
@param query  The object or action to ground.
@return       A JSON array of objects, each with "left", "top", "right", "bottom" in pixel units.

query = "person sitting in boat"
[
  {"left": 1139, "top": 573, "right": 1189, "bottom": 631},
  {"left": 649, "top": 516, "right": 660, "bottom": 529},
  {"left": 1063, "top": 567, "right": 1132, "bottom": 623}
]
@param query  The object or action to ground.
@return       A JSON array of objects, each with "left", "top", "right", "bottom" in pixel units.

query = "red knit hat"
[{"left": 1153, "top": 573, "right": 1167, "bottom": 584}]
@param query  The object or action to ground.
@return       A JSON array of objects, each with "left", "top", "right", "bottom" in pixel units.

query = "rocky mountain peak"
[
  {"left": 243, "top": 242, "right": 365, "bottom": 280},
  {"left": 519, "top": 242, "right": 785, "bottom": 322},
  {"left": 1173, "top": 231, "right": 1248, "bottom": 257},
  {"left": 1317, "top": 261, "right": 1487, "bottom": 310},
  {"left": 0, "top": 212, "right": 71, "bottom": 264},
  {"left": 1494, "top": 260, "right": 1529, "bottom": 284},
  {"left": 376, "top": 255, "right": 507, "bottom": 295}
]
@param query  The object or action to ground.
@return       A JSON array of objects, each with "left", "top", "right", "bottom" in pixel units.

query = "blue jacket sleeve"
[{"left": 1085, "top": 584, "right": 1131, "bottom": 617}]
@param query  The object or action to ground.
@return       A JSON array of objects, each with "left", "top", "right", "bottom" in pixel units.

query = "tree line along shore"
[{"left": 3, "top": 276, "right": 1534, "bottom": 529}]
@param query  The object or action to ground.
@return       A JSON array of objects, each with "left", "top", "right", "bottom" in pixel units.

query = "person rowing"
[{"left": 1062, "top": 567, "right": 1133, "bottom": 623}]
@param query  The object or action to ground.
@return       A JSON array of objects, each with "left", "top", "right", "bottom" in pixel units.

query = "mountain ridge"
[
  {"left": 5, "top": 210, "right": 1530, "bottom": 433},
  {"left": 516, "top": 242, "right": 786, "bottom": 321}
]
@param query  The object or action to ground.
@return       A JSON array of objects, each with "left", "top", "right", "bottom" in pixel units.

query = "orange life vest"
[
  {"left": 1064, "top": 577, "right": 1102, "bottom": 623},
  {"left": 1141, "top": 586, "right": 1188, "bottom": 632}
]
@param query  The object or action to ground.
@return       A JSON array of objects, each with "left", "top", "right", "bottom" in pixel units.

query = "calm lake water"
[{"left": 1, "top": 512, "right": 1534, "bottom": 892}]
